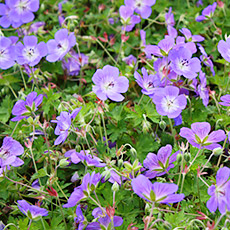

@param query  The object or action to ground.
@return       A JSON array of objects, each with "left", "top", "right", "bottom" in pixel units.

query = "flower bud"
[
  {"left": 118, "top": 159, "right": 123, "bottom": 168},
  {"left": 159, "top": 120, "right": 166, "bottom": 131},
  {"left": 124, "top": 162, "right": 133, "bottom": 172},
  {"left": 184, "top": 152, "right": 191, "bottom": 162},
  {"left": 71, "top": 172, "right": 79, "bottom": 182},
  {"left": 130, "top": 147, "right": 137, "bottom": 158},
  {"left": 101, "top": 170, "right": 111, "bottom": 181},
  {"left": 58, "top": 159, "right": 69, "bottom": 168},
  {"left": 111, "top": 182, "right": 119, "bottom": 192},
  {"left": 213, "top": 147, "right": 223, "bottom": 156}
]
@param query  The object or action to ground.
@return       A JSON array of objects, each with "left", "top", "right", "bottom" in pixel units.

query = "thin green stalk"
[
  {"left": 10, "top": 121, "right": 20, "bottom": 137},
  {"left": 19, "top": 66, "right": 27, "bottom": 90},
  {"left": 29, "top": 147, "right": 42, "bottom": 187},
  {"left": 187, "top": 146, "right": 202, "bottom": 171},
  {"left": 96, "top": 39, "right": 117, "bottom": 66},
  {"left": 40, "top": 217, "right": 46, "bottom": 230},
  {"left": 101, "top": 113, "right": 110, "bottom": 154},
  {"left": 89, "top": 195, "right": 107, "bottom": 215},
  {"left": 3, "top": 223, "right": 19, "bottom": 230},
  {"left": 57, "top": 195, "right": 67, "bottom": 229},
  {"left": 199, "top": 176, "right": 210, "bottom": 187},
  {"left": 27, "top": 219, "right": 32, "bottom": 230},
  {"left": 196, "top": 175, "right": 201, "bottom": 210},
  {"left": 186, "top": 0, "right": 190, "bottom": 8},
  {"left": 217, "top": 137, "right": 228, "bottom": 167},
  {"left": 8, "top": 85, "right": 17, "bottom": 98},
  {"left": 146, "top": 202, "right": 155, "bottom": 230},
  {"left": 168, "top": 118, "right": 176, "bottom": 144},
  {"left": 55, "top": 181, "right": 68, "bottom": 200}
]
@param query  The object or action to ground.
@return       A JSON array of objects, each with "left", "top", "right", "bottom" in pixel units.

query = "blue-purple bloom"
[
  {"left": 179, "top": 28, "right": 205, "bottom": 42},
  {"left": 134, "top": 67, "right": 159, "bottom": 96},
  {"left": 15, "top": 36, "right": 47, "bottom": 66},
  {"left": 217, "top": 38, "right": 230, "bottom": 63},
  {"left": 125, "top": 0, "right": 156, "bottom": 19},
  {"left": 165, "top": 7, "right": 175, "bottom": 26},
  {"left": 196, "top": 2, "right": 217, "bottom": 22},
  {"left": 0, "top": 0, "right": 39, "bottom": 28},
  {"left": 86, "top": 207, "right": 123, "bottom": 229},
  {"left": 179, "top": 122, "right": 226, "bottom": 150},
  {"left": 51, "top": 107, "right": 82, "bottom": 145},
  {"left": 17, "top": 200, "right": 48, "bottom": 219},
  {"left": 207, "top": 167, "right": 230, "bottom": 214},
  {"left": 63, "top": 172, "right": 101, "bottom": 208},
  {"left": 152, "top": 86, "right": 187, "bottom": 118},
  {"left": 197, "top": 71, "right": 209, "bottom": 107},
  {"left": 131, "top": 175, "right": 184, "bottom": 203},
  {"left": 219, "top": 95, "right": 230, "bottom": 106},
  {"left": 65, "top": 149, "right": 106, "bottom": 167},
  {"left": 12, "top": 92, "right": 43, "bottom": 121},
  {"left": 145, "top": 37, "right": 174, "bottom": 57},
  {"left": 123, "top": 55, "right": 137, "bottom": 67},
  {"left": 0, "top": 137, "right": 24, "bottom": 168},
  {"left": 169, "top": 47, "right": 201, "bottom": 79},
  {"left": 198, "top": 44, "right": 215, "bottom": 76},
  {"left": 75, "top": 204, "right": 86, "bottom": 230},
  {"left": 119, "top": 5, "right": 141, "bottom": 32},
  {"left": 0, "top": 36, "right": 15, "bottom": 69},
  {"left": 62, "top": 50, "right": 88, "bottom": 76},
  {"left": 92, "top": 65, "right": 129, "bottom": 102},
  {"left": 143, "top": 145, "right": 179, "bottom": 178},
  {"left": 46, "top": 28, "right": 76, "bottom": 62}
]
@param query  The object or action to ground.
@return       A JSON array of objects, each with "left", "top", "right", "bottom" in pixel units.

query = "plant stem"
[
  {"left": 10, "top": 121, "right": 20, "bottom": 137},
  {"left": 101, "top": 113, "right": 110, "bottom": 154},
  {"left": 40, "top": 217, "right": 46, "bottom": 230},
  {"left": 8, "top": 85, "right": 17, "bottom": 98},
  {"left": 19, "top": 66, "right": 27, "bottom": 90},
  {"left": 187, "top": 146, "right": 202, "bottom": 171},
  {"left": 55, "top": 181, "right": 68, "bottom": 200},
  {"left": 27, "top": 219, "right": 32, "bottom": 230},
  {"left": 56, "top": 195, "right": 67, "bottom": 229},
  {"left": 29, "top": 147, "right": 42, "bottom": 187},
  {"left": 145, "top": 202, "right": 154, "bottom": 230}
]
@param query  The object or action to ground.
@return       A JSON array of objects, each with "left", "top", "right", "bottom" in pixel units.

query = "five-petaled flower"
[
  {"left": 179, "top": 122, "right": 226, "bottom": 150},
  {"left": 92, "top": 65, "right": 129, "bottom": 102}
]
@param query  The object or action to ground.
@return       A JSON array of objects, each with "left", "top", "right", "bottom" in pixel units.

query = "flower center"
[
  {"left": 105, "top": 81, "right": 115, "bottom": 90},
  {"left": 0, "top": 49, "right": 6, "bottom": 59},
  {"left": 178, "top": 58, "right": 190, "bottom": 71},
  {"left": 17, "top": 0, "right": 29, "bottom": 12},
  {"left": 0, "top": 148, "right": 9, "bottom": 160},
  {"left": 135, "top": 0, "right": 142, "bottom": 8},
  {"left": 167, "top": 99, "right": 174, "bottom": 108}
]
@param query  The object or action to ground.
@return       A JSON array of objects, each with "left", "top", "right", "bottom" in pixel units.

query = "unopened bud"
[
  {"left": 130, "top": 147, "right": 137, "bottom": 158},
  {"left": 118, "top": 159, "right": 123, "bottom": 168},
  {"left": 159, "top": 120, "right": 166, "bottom": 131},
  {"left": 213, "top": 147, "right": 223, "bottom": 156},
  {"left": 58, "top": 159, "right": 69, "bottom": 168},
  {"left": 71, "top": 172, "right": 79, "bottom": 182},
  {"left": 75, "top": 145, "right": 81, "bottom": 152},
  {"left": 124, "top": 162, "right": 132, "bottom": 172},
  {"left": 112, "top": 182, "right": 119, "bottom": 192},
  {"left": 184, "top": 152, "right": 191, "bottom": 162}
]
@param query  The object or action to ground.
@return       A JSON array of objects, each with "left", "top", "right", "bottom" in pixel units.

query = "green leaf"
[{"left": 31, "top": 168, "right": 47, "bottom": 180}]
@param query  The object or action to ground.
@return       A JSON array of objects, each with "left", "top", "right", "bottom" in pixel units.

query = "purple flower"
[
  {"left": 197, "top": 71, "right": 209, "bottom": 107},
  {"left": 65, "top": 149, "right": 106, "bottom": 167},
  {"left": 12, "top": 92, "right": 43, "bottom": 121},
  {"left": 196, "top": 0, "right": 203, "bottom": 7},
  {"left": 219, "top": 94, "right": 230, "bottom": 106},
  {"left": 174, "top": 36, "right": 197, "bottom": 54},
  {"left": 92, "top": 65, "right": 129, "bottom": 102},
  {"left": 179, "top": 122, "right": 226, "bottom": 150},
  {"left": 75, "top": 205, "right": 86, "bottom": 230},
  {"left": 143, "top": 145, "right": 179, "bottom": 178},
  {"left": 0, "top": 36, "right": 15, "bottom": 69},
  {"left": 145, "top": 37, "right": 175, "bottom": 57},
  {"left": 134, "top": 67, "right": 159, "bottom": 96},
  {"left": 154, "top": 57, "right": 177, "bottom": 84},
  {"left": 46, "top": 28, "right": 76, "bottom": 62},
  {"left": 131, "top": 175, "right": 184, "bottom": 203},
  {"left": 179, "top": 28, "right": 205, "bottom": 42},
  {"left": 0, "top": 137, "right": 24, "bottom": 168},
  {"left": 63, "top": 172, "right": 101, "bottom": 208},
  {"left": 51, "top": 107, "right": 82, "bottom": 145},
  {"left": 62, "top": 50, "right": 88, "bottom": 76},
  {"left": 152, "top": 86, "right": 187, "bottom": 118},
  {"left": 165, "top": 7, "right": 175, "bottom": 26},
  {"left": 7, "top": 0, "right": 39, "bottom": 28},
  {"left": 217, "top": 38, "right": 230, "bottom": 63},
  {"left": 15, "top": 36, "right": 47, "bottom": 66},
  {"left": 198, "top": 44, "right": 215, "bottom": 76},
  {"left": 31, "top": 179, "right": 40, "bottom": 190},
  {"left": 168, "top": 47, "right": 201, "bottom": 79},
  {"left": 119, "top": 5, "right": 141, "bottom": 32},
  {"left": 28, "top": 22, "right": 45, "bottom": 34},
  {"left": 174, "top": 114, "right": 182, "bottom": 126},
  {"left": 125, "top": 0, "right": 156, "bottom": 19},
  {"left": 166, "top": 25, "right": 178, "bottom": 39},
  {"left": 87, "top": 207, "right": 123, "bottom": 229},
  {"left": 196, "top": 2, "right": 217, "bottom": 22},
  {"left": 207, "top": 167, "right": 230, "bottom": 214},
  {"left": 0, "top": 3, "right": 12, "bottom": 28},
  {"left": 17, "top": 200, "right": 48, "bottom": 219},
  {"left": 122, "top": 55, "right": 137, "bottom": 67}
]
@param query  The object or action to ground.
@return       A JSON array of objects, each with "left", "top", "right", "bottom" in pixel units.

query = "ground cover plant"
[{"left": 0, "top": 0, "right": 230, "bottom": 229}]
